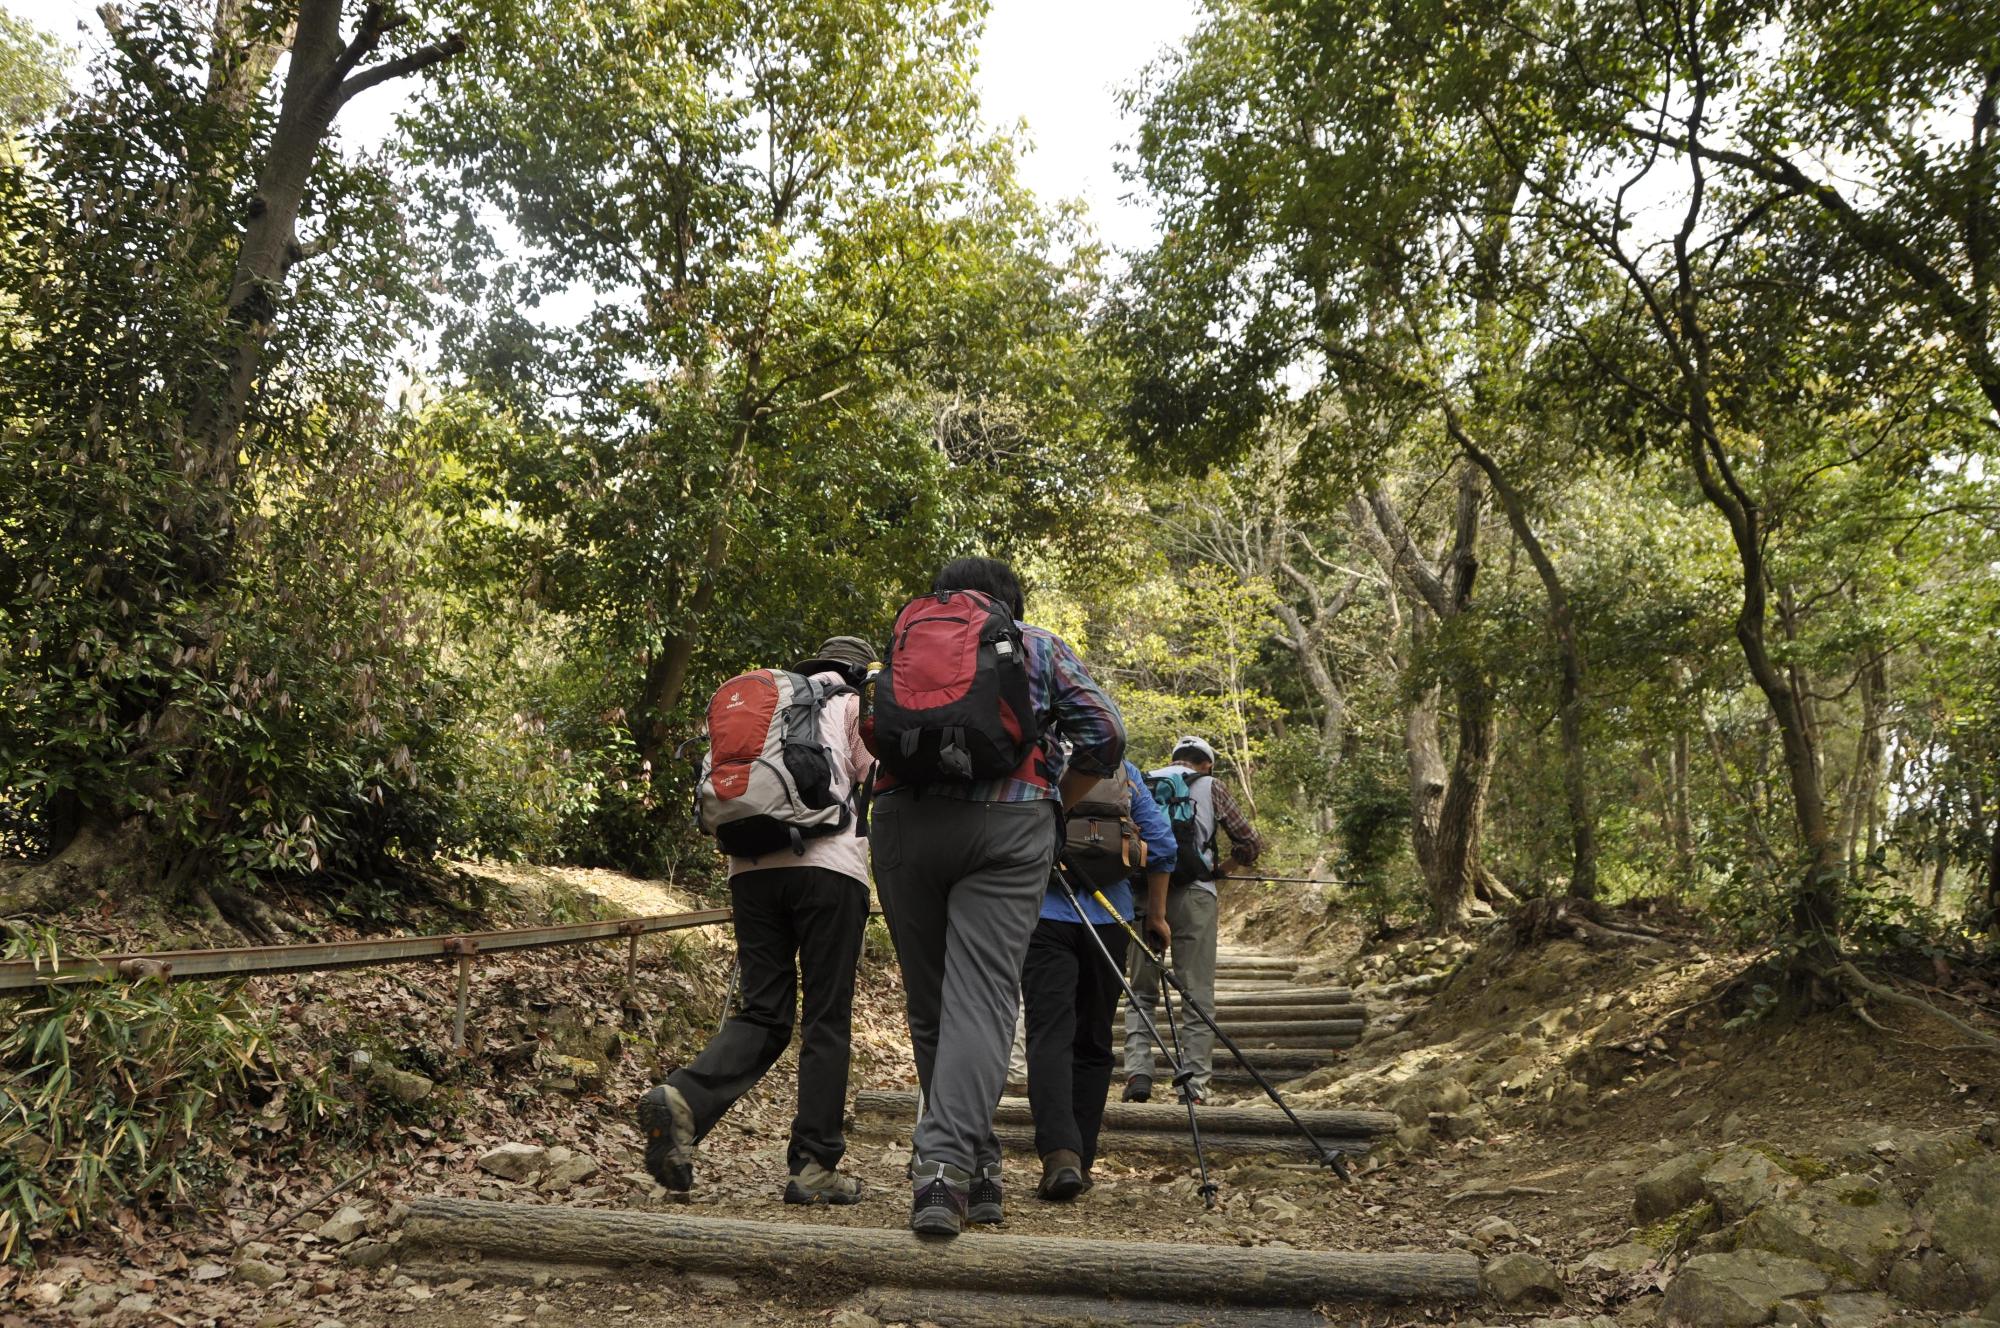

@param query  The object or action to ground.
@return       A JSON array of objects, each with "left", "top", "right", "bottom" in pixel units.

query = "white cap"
[{"left": 1171, "top": 735, "right": 1217, "bottom": 765}]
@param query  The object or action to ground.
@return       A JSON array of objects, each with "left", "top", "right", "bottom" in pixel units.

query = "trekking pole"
[
  {"left": 1077, "top": 879, "right": 1355, "bottom": 1183},
  {"left": 1226, "top": 874, "right": 1347, "bottom": 887},
  {"left": 1049, "top": 862, "right": 1218, "bottom": 1210}
]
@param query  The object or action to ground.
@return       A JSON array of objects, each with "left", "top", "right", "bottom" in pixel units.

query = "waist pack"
[
  {"left": 872, "top": 589, "right": 1040, "bottom": 785},
  {"left": 695, "top": 669, "right": 854, "bottom": 857},
  {"left": 1149, "top": 769, "right": 1214, "bottom": 887},
  {"left": 1062, "top": 772, "right": 1143, "bottom": 889}
]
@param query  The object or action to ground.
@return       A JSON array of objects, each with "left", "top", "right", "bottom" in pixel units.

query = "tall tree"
[{"left": 413, "top": 0, "right": 1111, "bottom": 775}]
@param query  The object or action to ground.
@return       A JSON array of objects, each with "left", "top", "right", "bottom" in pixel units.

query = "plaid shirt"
[
  {"left": 874, "top": 622, "right": 1125, "bottom": 804},
  {"left": 1156, "top": 761, "right": 1264, "bottom": 873},
  {"left": 1209, "top": 777, "right": 1264, "bottom": 867}
]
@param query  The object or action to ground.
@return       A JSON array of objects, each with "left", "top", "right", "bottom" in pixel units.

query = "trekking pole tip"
[{"left": 1324, "top": 1150, "right": 1353, "bottom": 1182}]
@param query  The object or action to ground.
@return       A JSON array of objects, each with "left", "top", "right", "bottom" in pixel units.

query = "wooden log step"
[
  {"left": 850, "top": 1091, "right": 1397, "bottom": 1137},
  {"left": 1216, "top": 956, "right": 1300, "bottom": 970},
  {"left": 1211, "top": 987, "right": 1355, "bottom": 1005},
  {"left": 1195, "top": 1003, "right": 1368, "bottom": 1022},
  {"left": 1118, "top": 1019, "right": 1366, "bottom": 1042},
  {"left": 401, "top": 1198, "right": 1481, "bottom": 1306},
  {"left": 851, "top": 1287, "right": 1331, "bottom": 1327},
  {"left": 1218, "top": 1047, "right": 1351, "bottom": 1070},
  {"left": 993, "top": 1125, "right": 1371, "bottom": 1159}
]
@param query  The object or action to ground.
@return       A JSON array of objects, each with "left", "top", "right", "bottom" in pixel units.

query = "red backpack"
[
  {"left": 695, "top": 670, "right": 855, "bottom": 856},
  {"left": 872, "top": 589, "right": 1040, "bottom": 784}
]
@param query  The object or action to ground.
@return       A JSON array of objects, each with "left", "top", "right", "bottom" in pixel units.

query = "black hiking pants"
[
  {"left": 1021, "top": 915, "right": 1130, "bottom": 1171},
  {"left": 666, "top": 865, "right": 868, "bottom": 1173}
]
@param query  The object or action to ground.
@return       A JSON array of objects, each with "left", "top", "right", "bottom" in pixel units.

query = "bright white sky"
[{"left": 9, "top": 0, "right": 1202, "bottom": 256}]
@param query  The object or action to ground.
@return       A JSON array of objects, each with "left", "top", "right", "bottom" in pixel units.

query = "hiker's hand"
[{"left": 1147, "top": 915, "right": 1172, "bottom": 954}]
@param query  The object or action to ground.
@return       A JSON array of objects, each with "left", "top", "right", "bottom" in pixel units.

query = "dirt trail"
[{"left": 20, "top": 868, "right": 2000, "bottom": 1327}]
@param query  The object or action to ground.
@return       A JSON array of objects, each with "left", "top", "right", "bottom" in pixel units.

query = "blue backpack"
[{"left": 1148, "top": 770, "right": 1214, "bottom": 888}]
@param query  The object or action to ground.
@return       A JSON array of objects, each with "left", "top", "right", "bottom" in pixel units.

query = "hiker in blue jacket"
[{"left": 1021, "top": 758, "right": 1175, "bottom": 1200}]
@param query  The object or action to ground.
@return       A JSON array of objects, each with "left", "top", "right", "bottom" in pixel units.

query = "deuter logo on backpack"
[
  {"left": 696, "top": 669, "right": 854, "bottom": 856},
  {"left": 1149, "top": 769, "right": 1214, "bottom": 887},
  {"left": 872, "top": 589, "right": 1039, "bottom": 785}
]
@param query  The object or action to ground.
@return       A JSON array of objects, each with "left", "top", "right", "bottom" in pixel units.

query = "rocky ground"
[{"left": 7, "top": 869, "right": 1999, "bottom": 1327}]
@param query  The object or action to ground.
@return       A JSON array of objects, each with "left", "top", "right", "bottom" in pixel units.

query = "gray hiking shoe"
[
  {"left": 910, "top": 1161, "right": 969, "bottom": 1237},
  {"left": 967, "top": 1162, "right": 1004, "bottom": 1224},
  {"left": 784, "top": 1159, "right": 862, "bottom": 1206},
  {"left": 638, "top": 1082, "right": 695, "bottom": 1192}
]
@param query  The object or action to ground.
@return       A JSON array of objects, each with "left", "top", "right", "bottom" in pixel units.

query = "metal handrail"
[{"left": 0, "top": 908, "right": 736, "bottom": 993}]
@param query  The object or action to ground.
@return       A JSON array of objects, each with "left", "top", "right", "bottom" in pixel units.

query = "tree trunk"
[
  {"left": 1273, "top": 600, "right": 1346, "bottom": 756},
  {"left": 1453, "top": 428, "right": 1596, "bottom": 898},
  {"left": 631, "top": 359, "right": 765, "bottom": 770},
  {"left": 1984, "top": 772, "right": 2000, "bottom": 938},
  {"left": 1969, "top": 773, "right": 1991, "bottom": 930},
  {"left": 1684, "top": 421, "right": 1841, "bottom": 956},
  {"left": 1931, "top": 801, "right": 1953, "bottom": 912},
  {"left": 1671, "top": 723, "right": 1695, "bottom": 884},
  {"left": 1349, "top": 481, "right": 1496, "bottom": 931},
  {"left": 191, "top": 1, "right": 458, "bottom": 476},
  {"left": 1841, "top": 654, "right": 1886, "bottom": 878}
]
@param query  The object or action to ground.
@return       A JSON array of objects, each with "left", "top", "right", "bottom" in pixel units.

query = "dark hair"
[
  {"left": 932, "top": 557, "right": 1025, "bottom": 619},
  {"left": 1172, "top": 743, "right": 1214, "bottom": 767}
]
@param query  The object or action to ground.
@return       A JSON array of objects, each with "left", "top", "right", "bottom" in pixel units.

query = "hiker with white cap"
[
  {"left": 640, "top": 634, "right": 879, "bottom": 1205},
  {"left": 1122, "top": 734, "right": 1264, "bottom": 1103}
]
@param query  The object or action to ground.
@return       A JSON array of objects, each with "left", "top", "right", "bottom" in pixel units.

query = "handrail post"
[
  {"left": 619, "top": 920, "right": 644, "bottom": 985},
  {"left": 444, "top": 938, "right": 479, "bottom": 1052}
]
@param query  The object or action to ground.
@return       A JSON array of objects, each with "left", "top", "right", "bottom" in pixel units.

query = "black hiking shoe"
[
  {"left": 1122, "top": 1075, "right": 1152, "bottom": 1103},
  {"left": 910, "top": 1162, "right": 969, "bottom": 1237},
  {"left": 967, "top": 1163, "right": 1004, "bottom": 1224},
  {"left": 1037, "top": 1150, "right": 1084, "bottom": 1203},
  {"left": 638, "top": 1082, "right": 695, "bottom": 1193}
]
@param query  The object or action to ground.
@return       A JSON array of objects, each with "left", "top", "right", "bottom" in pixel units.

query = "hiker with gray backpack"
[
  {"left": 1122, "top": 735, "right": 1264, "bottom": 1104},
  {"left": 866, "top": 557, "right": 1125, "bottom": 1237},
  {"left": 638, "top": 635, "right": 878, "bottom": 1206}
]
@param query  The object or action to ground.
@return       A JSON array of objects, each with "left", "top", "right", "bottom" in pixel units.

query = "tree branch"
[{"left": 337, "top": 32, "right": 466, "bottom": 107}]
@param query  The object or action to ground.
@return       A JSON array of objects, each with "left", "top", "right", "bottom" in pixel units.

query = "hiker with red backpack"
[
  {"left": 639, "top": 635, "right": 878, "bottom": 1206},
  {"left": 1122, "top": 735, "right": 1264, "bottom": 1104},
  {"left": 867, "top": 557, "right": 1125, "bottom": 1237},
  {"left": 1020, "top": 757, "right": 1175, "bottom": 1202}
]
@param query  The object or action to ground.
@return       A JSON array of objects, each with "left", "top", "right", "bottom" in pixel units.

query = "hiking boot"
[
  {"left": 910, "top": 1161, "right": 969, "bottom": 1237},
  {"left": 784, "top": 1159, "right": 862, "bottom": 1206},
  {"left": 1037, "top": 1149, "right": 1084, "bottom": 1203},
  {"left": 1122, "top": 1075, "right": 1152, "bottom": 1103},
  {"left": 637, "top": 1082, "right": 695, "bottom": 1192},
  {"left": 967, "top": 1163, "right": 1004, "bottom": 1225}
]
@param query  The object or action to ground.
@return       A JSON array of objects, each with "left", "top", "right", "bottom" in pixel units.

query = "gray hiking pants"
[
  {"left": 873, "top": 793, "right": 1057, "bottom": 1176},
  {"left": 1123, "top": 884, "right": 1219, "bottom": 1096}
]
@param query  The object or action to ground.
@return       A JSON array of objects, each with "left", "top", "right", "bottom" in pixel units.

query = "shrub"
[{"left": 0, "top": 928, "right": 278, "bottom": 1261}]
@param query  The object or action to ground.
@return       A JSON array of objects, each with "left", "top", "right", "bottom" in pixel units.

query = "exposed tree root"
[
  {"left": 1829, "top": 960, "right": 2000, "bottom": 1057},
  {"left": 190, "top": 880, "right": 309, "bottom": 946},
  {"left": 1442, "top": 1184, "right": 1556, "bottom": 1207},
  {"left": 1510, "top": 896, "right": 1666, "bottom": 948}
]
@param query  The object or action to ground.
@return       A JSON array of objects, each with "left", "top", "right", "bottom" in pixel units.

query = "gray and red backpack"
[
  {"left": 695, "top": 670, "right": 855, "bottom": 856},
  {"left": 872, "top": 589, "right": 1041, "bottom": 785}
]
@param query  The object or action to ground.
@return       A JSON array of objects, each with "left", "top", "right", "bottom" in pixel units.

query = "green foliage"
[
  {"left": 399, "top": 0, "right": 1132, "bottom": 841},
  {"left": 0, "top": 930, "right": 277, "bottom": 1261},
  {"left": 0, "top": 11, "right": 66, "bottom": 138}
]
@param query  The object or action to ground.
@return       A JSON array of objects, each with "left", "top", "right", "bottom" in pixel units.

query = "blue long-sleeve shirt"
[{"left": 1043, "top": 760, "right": 1176, "bottom": 926}]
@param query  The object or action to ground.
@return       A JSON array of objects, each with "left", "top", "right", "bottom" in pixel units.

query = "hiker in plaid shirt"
[{"left": 1122, "top": 734, "right": 1264, "bottom": 1102}]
